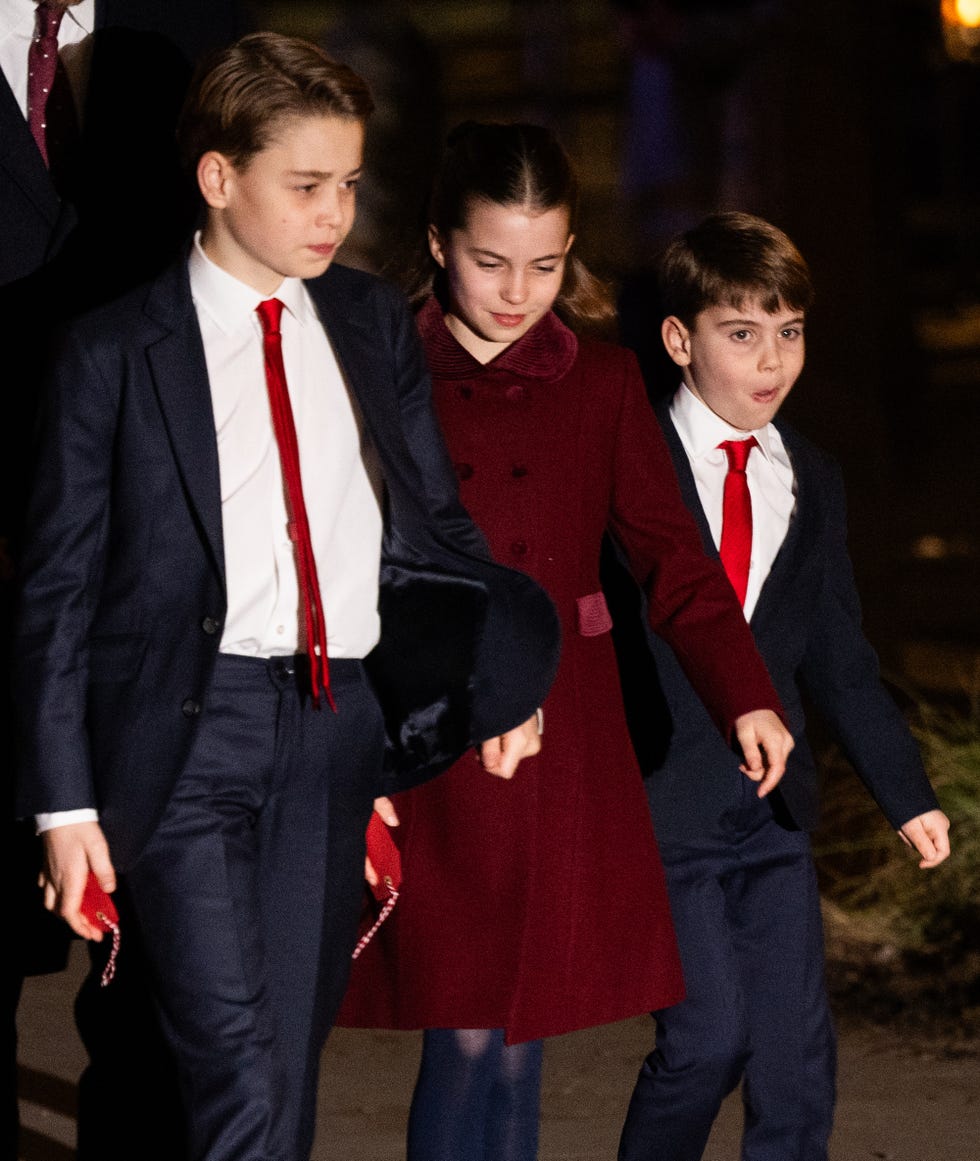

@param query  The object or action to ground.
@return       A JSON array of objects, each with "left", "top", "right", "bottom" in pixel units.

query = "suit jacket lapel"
[
  {"left": 655, "top": 399, "right": 718, "bottom": 557},
  {"left": 0, "top": 68, "right": 63, "bottom": 229},
  {"left": 143, "top": 259, "right": 225, "bottom": 583},
  {"left": 749, "top": 422, "right": 812, "bottom": 628},
  {"left": 305, "top": 273, "right": 408, "bottom": 487}
]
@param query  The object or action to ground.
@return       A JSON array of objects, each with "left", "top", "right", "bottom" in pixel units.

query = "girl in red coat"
[{"left": 338, "top": 122, "right": 792, "bottom": 1160}]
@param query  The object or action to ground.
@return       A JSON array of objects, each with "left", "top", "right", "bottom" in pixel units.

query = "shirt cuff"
[{"left": 36, "top": 808, "right": 99, "bottom": 833}]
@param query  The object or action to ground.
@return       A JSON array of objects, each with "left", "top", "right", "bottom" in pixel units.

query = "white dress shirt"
[
  {"left": 669, "top": 383, "right": 796, "bottom": 621},
  {"left": 38, "top": 240, "right": 384, "bottom": 830},
  {"left": 0, "top": 0, "right": 94, "bottom": 122},
  {"left": 189, "top": 237, "right": 383, "bottom": 661}
]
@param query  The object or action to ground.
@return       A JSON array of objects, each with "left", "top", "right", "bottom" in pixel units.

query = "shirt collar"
[
  {"left": 0, "top": 0, "right": 35, "bottom": 41},
  {"left": 60, "top": 0, "right": 94, "bottom": 36},
  {"left": 670, "top": 382, "right": 779, "bottom": 465},
  {"left": 188, "top": 232, "right": 312, "bottom": 336},
  {"left": 0, "top": 0, "right": 96, "bottom": 36}
]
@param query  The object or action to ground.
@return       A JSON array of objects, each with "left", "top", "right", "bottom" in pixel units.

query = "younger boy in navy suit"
[
  {"left": 618, "top": 212, "right": 950, "bottom": 1161},
  {"left": 14, "top": 32, "right": 557, "bottom": 1161}
]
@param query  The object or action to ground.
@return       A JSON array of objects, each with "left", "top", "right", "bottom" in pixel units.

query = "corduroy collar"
[{"left": 416, "top": 296, "right": 578, "bottom": 383}]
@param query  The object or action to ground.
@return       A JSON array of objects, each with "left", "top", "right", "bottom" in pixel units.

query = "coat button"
[
  {"left": 201, "top": 616, "right": 221, "bottom": 635},
  {"left": 181, "top": 699, "right": 201, "bottom": 718},
  {"left": 511, "top": 540, "right": 528, "bottom": 557},
  {"left": 455, "top": 462, "right": 474, "bottom": 481},
  {"left": 458, "top": 385, "right": 473, "bottom": 400},
  {"left": 511, "top": 464, "right": 528, "bottom": 479},
  {"left": 505, "top": 384, "right": 527, "bottom": 402}
]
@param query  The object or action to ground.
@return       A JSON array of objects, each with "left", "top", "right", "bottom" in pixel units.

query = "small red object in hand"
[
  {"left": 80, "top": 872, "right": 120, "bottom": 986},
  {"left": 352, "top": 813, "right": 401, "bottom": 960}
]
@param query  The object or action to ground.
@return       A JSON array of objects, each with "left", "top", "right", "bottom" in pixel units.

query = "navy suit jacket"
[
  {"left": 635, "top": 399, "right": 938, "bottom": 839},
  {"left": 12, "top": 257, "right": 560, "bottom": 870},
  {"left": 1, "top": 0, "right": 245, "bottom": 972}
]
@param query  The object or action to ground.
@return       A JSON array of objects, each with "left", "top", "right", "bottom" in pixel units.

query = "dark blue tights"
[{"left": 407, "top": 1028, "right": 544, "bottom": 1161}]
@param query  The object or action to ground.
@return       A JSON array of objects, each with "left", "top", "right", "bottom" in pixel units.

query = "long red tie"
[
  {"left": 27, "top": 2, "right": 78, "bottom": 186},
  {"left": 256, "top": 298, "right": 334, "bottom": 710},
  {"left": 717, "top": 437, "right": 758, "bottom": 607}
]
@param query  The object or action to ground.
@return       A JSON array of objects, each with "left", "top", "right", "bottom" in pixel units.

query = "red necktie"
[
  {"left": 256, "top": 298, "right": 334, "bottom": 710},
  {"left": 717, "top": 437, "right": 758, "bottom": 607},
  {"left": 27, "top": 2, "right": 78, "bottom": 185}
]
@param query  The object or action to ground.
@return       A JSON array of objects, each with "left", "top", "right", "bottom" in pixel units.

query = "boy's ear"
[
  {"left": 662, "top": 316, "right": 692, "bottom": 367},
  {"left": 197, "top": 150, "right": 236, "bottom": 209},
  {"left": 427, "top": 225, "right": 447, "bottom": 268}
]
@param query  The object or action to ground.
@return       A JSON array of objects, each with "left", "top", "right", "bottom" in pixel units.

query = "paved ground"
[{"left": 16, "top": 942, "right": 980, "bottom": 1160}]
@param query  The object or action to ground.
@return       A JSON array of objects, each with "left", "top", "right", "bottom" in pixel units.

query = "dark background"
[{"left": 249, "top": 0, "right": 979, "bottom": 698}]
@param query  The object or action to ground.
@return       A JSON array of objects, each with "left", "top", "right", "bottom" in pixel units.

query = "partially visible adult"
[{"left": 1, "top": 4, "right": 247, "bottom": 1155}]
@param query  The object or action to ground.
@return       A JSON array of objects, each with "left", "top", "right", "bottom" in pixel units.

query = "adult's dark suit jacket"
[
  {"left": 12, "top": 257, "right": 560, "bottom": 871},
  {"left": 0, "top": 0, "right": 246, "bottom": 535},
  {"left": 638, "top": 400, "right": 939, "bottom": 838},
  {"left": 0, "top": 0, "right": 245, "bottom": 293}
]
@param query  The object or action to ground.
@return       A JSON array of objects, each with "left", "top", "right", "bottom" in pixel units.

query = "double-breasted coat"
[{"left": 338, "top": 302, "right": 782, "bottom": 1043}]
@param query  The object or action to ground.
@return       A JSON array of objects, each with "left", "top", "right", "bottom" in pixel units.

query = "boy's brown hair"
[
  {"left": 659, "top": 212, "right": 814, "bottom": 326},
  {"left": 177, "top": 31, "right": 374, "bottom": 173}
]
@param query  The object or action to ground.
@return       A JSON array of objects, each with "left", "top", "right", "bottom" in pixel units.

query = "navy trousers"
[
  {"left": 619, "top": 788, "right": 836, "bottom": 1161},
  {"left": 125, "top": 654, "right": 383, "bottom": 1161},
  {"left": 75, "top": 883, "right": 186, "bottom": 1160}
]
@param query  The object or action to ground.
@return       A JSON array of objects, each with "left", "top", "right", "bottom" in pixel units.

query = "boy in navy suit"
[
  {"left": 13, "top": 32, "right": 557, "bottom": 1161},
  {"left": 1, "top": 5, "right": 248, "bottom": 1156},
  {"left": 618, "top": 212, "right": 950, "bottom": 1161}
]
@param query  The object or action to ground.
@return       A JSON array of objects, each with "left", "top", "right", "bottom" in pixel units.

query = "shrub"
[{"left": 813, "top": 696, "right": 980, "bottom": 1025}]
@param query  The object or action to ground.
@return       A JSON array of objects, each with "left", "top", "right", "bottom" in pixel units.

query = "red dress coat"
[{"left": 337, "top": 301, "right": 781, "bottom": 1043}]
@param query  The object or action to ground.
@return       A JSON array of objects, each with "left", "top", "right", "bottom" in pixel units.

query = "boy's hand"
[
  {"left": 898, "top": 809, "right": 951, "bottom": 869},
  {"left": 41, "top": 821, "right": 116, "bottom": 941},
  {"left": 478, "top": 714, "right": 542, "bottom": 780},
  {"left": 365, "top": 796, "right": 400, "bottom": 888},
  {"left": 733, "top": 709, "right": 794, "bottom": 796}
]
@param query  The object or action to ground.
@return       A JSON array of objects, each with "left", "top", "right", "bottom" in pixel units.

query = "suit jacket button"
[
  {"left": 511, "top": 464, "right": 528, "bottom": 478},
  {"left": 201, "top": 616, "right": 221, "bottom": 635},
  {"left": 506, "top": 384, "right": 527, "bottom": 402},
  {"left": 181, "top": 699, "right": 201, "bottom": 718},
  {"left": 511, "top": 539, "right": 528, "bottom": 557}
]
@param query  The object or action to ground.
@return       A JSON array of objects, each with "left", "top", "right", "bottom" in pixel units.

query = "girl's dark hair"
[
  {"left": 658, "top": 212, "right": 814, "bottom": 326},
  {"left": 408, "top": 121, "right": 616, "bottom": 335}
]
